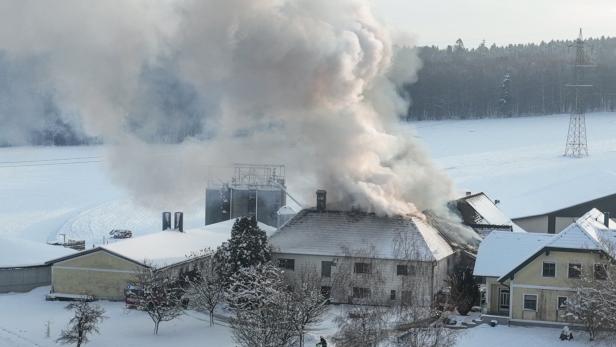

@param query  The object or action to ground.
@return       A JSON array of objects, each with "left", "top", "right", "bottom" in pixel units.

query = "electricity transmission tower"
[{"left": 564, "top": 29, "right": 594, "bottom": 158}]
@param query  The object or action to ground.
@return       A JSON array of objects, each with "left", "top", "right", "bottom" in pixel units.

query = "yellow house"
[
  {"left": 46, "top": 219, "right": 275, "bottom": 301},
  {"left": 474, "top": 209, "right": 615, "bottom": 326}
]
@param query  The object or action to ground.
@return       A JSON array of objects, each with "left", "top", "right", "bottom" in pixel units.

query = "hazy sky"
[{"left": 375, "top": 0, "right": 616, "bottom": 48}]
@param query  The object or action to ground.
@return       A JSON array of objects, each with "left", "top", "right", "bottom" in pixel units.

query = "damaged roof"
[{"left": 269, "top": 209, "right": 454, "bottom": 261}]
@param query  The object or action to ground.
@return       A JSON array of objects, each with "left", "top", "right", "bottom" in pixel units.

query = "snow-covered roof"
[
  {"left": 269, "top": 209, "right": 454, "bottom": 261},
  {"left": 473, "top": 231, "right": 554, "bottom": 277},
  {"left": 277, "top": 205, "right": 297, "bottom": 216},
  {"left": 49, "top": 219, "right": 275, "bottom": 268},
  {"left": 492, "top": 209, "right": 616, "bottom": 281},
  {"left": 0, "top": 237, "right": 76, "bottom": 267},
  {"left": 459, "top": 193, "right": 513, "bottom": 226}
]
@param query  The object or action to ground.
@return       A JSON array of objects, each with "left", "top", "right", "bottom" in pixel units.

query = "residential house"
[
  {"left": 269, "top": 191, "right": 455, "bottom": 306},
  {"left": 474, "top": 209, "right": 616, "bottom": 326}
]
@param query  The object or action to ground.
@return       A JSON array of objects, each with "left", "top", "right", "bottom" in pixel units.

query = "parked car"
[{"left": 109, "top": 229, "right": 132, "bottom": 239}]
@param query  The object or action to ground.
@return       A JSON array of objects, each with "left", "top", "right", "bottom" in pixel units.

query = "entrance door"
[
  {"left": 321, "top": 261, "right": 333, "bottom": 278},
  {"left": 499, "top": 289, "right": 510, "bottom": 310}
]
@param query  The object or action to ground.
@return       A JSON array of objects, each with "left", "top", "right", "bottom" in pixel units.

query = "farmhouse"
[
  {"left": 474, "top": 209, "right": 616, "bottom": 326},
  {"left": 269, "top": 191, "right": 456, "bottom": 306},
  {"left": 46, "top": 217, "right": 275, "bottom": 300}
]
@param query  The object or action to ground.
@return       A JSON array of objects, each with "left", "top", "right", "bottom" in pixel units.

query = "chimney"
[
  {"left": 174, "top": 212, "right": 184, "bottom": 232},
  {"left": 604, "top": 211, "right": 610, "bottom": 228},
  {"left": 465, "top": 191, "right": 472, "bottom": 196},
  {"left": 316, "top": 190, "right": 327, "bottom": 212},
  {"left": 162, "top": 212, "right": 172, "bottom": 231}
]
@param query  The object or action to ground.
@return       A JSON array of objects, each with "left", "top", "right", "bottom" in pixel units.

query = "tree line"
[{"left": 403, "top": 36, "right": 616, "bottom": 120}]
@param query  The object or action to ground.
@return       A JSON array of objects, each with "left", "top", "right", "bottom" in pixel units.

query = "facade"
[
  {"left": 513, "top": 193, "right": 616, "bottom": 234},
  {"left": 475, "top": 209, "right": 616, "bottom": 326},
  {"left": 46, "top": 218, "right": 275, "bottom": 301},
  {"left": 269, "top": 191, "right": 455, "bottom": 306},
  {"left": 0, "top": 237, "right": 75, "bottom": 293}
]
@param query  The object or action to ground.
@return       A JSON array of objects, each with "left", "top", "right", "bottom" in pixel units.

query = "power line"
[
  {"left": 0, "top": 160, "right": 102, "bottom": 168},
  {"left": 0, "top": 156, "right": 100, "bottom": 165}
]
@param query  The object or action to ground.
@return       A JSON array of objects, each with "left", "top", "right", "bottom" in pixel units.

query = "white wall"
[{"left": 272, "top": 252, "right": 449, "bottom": 306}]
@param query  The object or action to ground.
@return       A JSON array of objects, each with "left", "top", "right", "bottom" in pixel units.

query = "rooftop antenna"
[{"left": 564, "top": 28, "right": 594, "bottom": 158}]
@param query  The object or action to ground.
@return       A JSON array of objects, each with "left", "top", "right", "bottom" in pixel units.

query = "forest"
[{"left": 404, "top": 36, "right": 616, "bottom": 120}]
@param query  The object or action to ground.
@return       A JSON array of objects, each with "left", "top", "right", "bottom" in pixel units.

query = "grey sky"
[{"left": 375, "top": 0, "right": 616, "bottom": 48}]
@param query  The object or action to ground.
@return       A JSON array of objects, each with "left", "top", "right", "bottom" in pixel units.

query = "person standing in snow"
[{"left": 316, "top": 336, "right": 327, "bottom": 347}]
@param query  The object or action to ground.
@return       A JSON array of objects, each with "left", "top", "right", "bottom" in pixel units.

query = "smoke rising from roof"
[{"left": 0, "top": 0, "right": 453, "bottom": 216}]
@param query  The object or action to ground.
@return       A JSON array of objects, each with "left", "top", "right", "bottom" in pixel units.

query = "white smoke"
[{"left": 0, "top": 0, "right": 453, "bottom": 216}]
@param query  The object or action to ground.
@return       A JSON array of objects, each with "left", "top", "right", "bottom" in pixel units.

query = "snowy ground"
[
  {"left": 0, "top": 287, "right": 609, "bottom": 347},
  {"left": 412, "top": 112, "right": 616, "bottom": 218}
]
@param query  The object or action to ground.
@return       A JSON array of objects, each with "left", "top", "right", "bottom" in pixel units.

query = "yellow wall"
[
  {"left": 509, "top": 250, "right": 606, "bottom": 323},
  {"left": 51, "top": 250, "right": 144, "bottom": 301}
]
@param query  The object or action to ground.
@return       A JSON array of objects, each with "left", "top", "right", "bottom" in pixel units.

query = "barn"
[{"left": 46, "top": 218, "right": 275, "bottom": 300}]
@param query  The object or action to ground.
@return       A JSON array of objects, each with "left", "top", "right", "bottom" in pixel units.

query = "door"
[
  {"left": 499, "top": 288, "right": 510, "bottom": 311},
  {"left": 321, "top": 261, "right": 333, "bottom": 278}
]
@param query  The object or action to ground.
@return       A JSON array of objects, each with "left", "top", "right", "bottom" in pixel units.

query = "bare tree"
[
  {"left": 56, "top": 300, "right": 106, "bottom": 347},
  {"left": 287, "top": 265, "right": 329, "bottom": 347},
  {"left": 131, "top": 266, "right": 184, "bottom": 335},
  {"left": 185, "top": 252, "right": 225, "bottom": 326},
  {"left": 334, "top": 305, "right": 391, "bottom": 347},
  {"left": 565, "top": 261, "right": 616, "bottom": 340},
  {"left": 392, "top": 306, "right": 457, "bottom": 347}
]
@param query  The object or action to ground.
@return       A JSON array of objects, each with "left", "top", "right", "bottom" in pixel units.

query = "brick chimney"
[
  {"left": 604, "top": 211, "right": 610, "bottom": 228},
  {"left": 316, "top": 190, "right": 326, "bottom": 212}
]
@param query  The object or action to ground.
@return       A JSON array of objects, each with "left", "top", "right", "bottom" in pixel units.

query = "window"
[
  {"left": 568, "top": 263, "right": 582, "bottom": 279},
  {"left": 557, "top": 296, "right": 568, "bottom": 310},
  {"left": 277, "top": 258, "right": 295, "bottom": 271},
  {"left": 321, "top": 261, "right": 333, "bottom": 278},
  {"left": 354, "top": 262, "right": 371, "bottom": 274},
  {"left": 397, "top": 265, "right": 408, "bottom": 276},
  {"left": 352, "top": 287, "right": 371, "bottom": 299},
  {"left": 390, "top": 290, "right": 396, "bottom": 300},
  {"left": 542, "top": 262, "right": 556, "bottom": 277},
  {"left": 594, "top": 264, "right": 608, "bottom": 280},
  {"left": 523, "top": 294, "right": 537, "bottom": 311}
]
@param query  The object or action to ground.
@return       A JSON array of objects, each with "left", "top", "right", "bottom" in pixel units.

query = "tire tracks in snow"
[{"left": 0, "top": 325, "right": 44, "bottom": 347}]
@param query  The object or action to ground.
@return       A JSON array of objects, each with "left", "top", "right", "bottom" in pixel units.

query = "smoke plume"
[{"left": 0, "top": 0, "right": 453, "bottom": 216}]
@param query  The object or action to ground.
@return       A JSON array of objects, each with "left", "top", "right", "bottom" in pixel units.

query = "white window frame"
[
  {"left": 557, "top": 296, "right": 568, "bottom": 311},
  {"left": 523, "top": 294, "right": 538, "bottom": 311},
  {"left": 542, "top": 261, "right": 556, "bottom": 278},
  {"left": 567, "top": 263, "right": 582, "bottom": 279}
]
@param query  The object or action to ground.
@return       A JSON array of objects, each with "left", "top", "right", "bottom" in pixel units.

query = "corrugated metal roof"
[{"left": 269, "top": 209, "right": 453, "bottom": 261}]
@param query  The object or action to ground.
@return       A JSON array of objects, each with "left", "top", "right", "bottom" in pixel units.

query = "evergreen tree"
[
  {"left": 214, "top": 216, "right": 271, "bottom": 284},
  {"left": 499, "top": 72, "right": 513, "bottom": 116},
  {"left": 447, "top": 268, "right": 479, "bottom": 316}
]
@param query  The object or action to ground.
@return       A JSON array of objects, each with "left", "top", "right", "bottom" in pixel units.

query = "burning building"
[{"left": 205, "top": 164, "right": 288, "bottom": 227}]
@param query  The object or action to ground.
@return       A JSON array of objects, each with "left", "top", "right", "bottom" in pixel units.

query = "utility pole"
[{"left": 564, "top": 28, "right": 594, "bottom": 158}]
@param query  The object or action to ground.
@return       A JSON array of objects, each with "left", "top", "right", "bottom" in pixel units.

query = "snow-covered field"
[
  {"left": 3, "top": 112, "right": 616, "bottom": 345},
  {"left": 413, "top": 112, "right": 616, "bottom": 218}
]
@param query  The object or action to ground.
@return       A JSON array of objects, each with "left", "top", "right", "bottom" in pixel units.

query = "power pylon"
[{"left": 564, "top": 29, "right": 593, "bottom": 158}]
